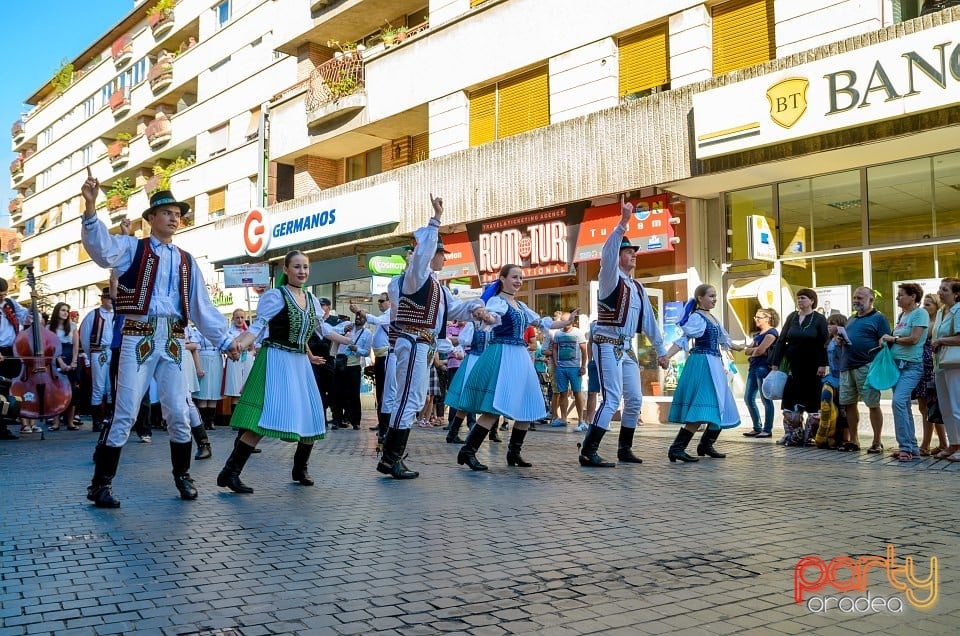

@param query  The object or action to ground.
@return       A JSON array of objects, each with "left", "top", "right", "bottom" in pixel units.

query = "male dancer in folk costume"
[
  {"left": 79, "top": 287, "right": 115, "bottom": 432},
  {"left": 80, "top": 169, "right": 239, "bottom": 507},
  {"left": 580, "top": 195, "right": 668, "bottom": 467},
  {"left": 377, "top": 194, "right": 491, "bottom": 479},
  {"left": 0, "top": 278, "right": 29, "bottom": 439}
]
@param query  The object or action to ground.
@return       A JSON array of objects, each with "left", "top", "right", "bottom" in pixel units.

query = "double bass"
[{"left": 10, "top": 266, "right": 72, "bottom": 420}]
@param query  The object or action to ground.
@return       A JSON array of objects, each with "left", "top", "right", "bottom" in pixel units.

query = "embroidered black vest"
[
  {"left": 597, "top": 278, "right": 645, "bottom": 333},
  {"left": 262, "top": 289, "right": 319, "bottom": 353},
  {"left": 89, "top": 310, "right": 108, "bottom": 350},
  {"left": 115, "top": 238, "right": 193, "bottom": 321},
  {"left": 395, "top": 274, "right": 447, "bottom": 338}
]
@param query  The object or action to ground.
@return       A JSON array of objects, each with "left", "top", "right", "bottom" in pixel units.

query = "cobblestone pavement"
[{"left": 1, "top": 416, "right": 957, "bottom": 635}]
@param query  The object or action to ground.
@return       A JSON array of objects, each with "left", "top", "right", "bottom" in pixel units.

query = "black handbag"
[{"left": 333, "top": 354, "right": 348, "bottom": 371}]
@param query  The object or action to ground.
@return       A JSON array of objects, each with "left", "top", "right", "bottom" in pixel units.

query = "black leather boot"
[
  {"left": 578, "top": 425, "right": 615, "bottom": 467},
  {"left": 697, "top": 427, "right": 726, "bottom": 458},
  {"left": 218, "top": 440, "right": 256, "bottom": 492},
  {"left": 86, "top": 444, "right": 122, "bottom": 508},
  {"left": 488, "top": 419, "right": 502, "bottom": 443},
  {"left": 192, "top": 425, "right": 212, "bottom": 460},
  {"left": 668, "top": 427, "right": 699, "bottom": 463},
  {"left": 91, "top": 404, "right": 104, "bottom": 433},
  {"left": 292, "top": 442, "right": 315, "bottom": 486},
  {"left": 376, "top": 428, "right": 419, "bottom": 479},
  {"left": 170, "top": 441, "right": 198, "bottom": 500},
  {"left": 457, "top": 424, "right": 490, "bottom": 471},
  {"left": 235, "top": 429, "right": 262, "bottom": 453},
  {"left": 377, "top": 412, "right": 389, "bottom": 444},
  {"left": 202, "top": 406, "right": 216, "bottom": 430},
  {"left": 446, "top": 414, "right": 465, "bottom": 444},
  {"left": 506, "top": 427, "right": 532, "bottom": 467},
  {"left": 617, "top": 426, "right": 643, "bottom": 464}
]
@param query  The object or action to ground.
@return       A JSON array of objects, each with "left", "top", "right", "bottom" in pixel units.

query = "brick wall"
[
  {"left": 293, "top": 154, "right": 342, "bottom": 197},
  {"left": 297, "top": 43, "right": 334, "bottom": 82}
]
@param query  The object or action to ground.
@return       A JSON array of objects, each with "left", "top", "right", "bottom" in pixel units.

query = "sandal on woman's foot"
[
  {"left": 934, "top": 448, "right": 954, "bottom": 459},
  {"left": 897, "top": 452, "right": 915, "bottom": 462},
  {"left": 867, "top": 443, "right": 883, "bottom": 454},
  {"left": 919, "top": 447, "right": 931, "bottom": 457},
  {"left": 840, "top": 442, "right": 860, "bottom": 452},
  {"left": 891, "top": 450, "right": 904, "bottom": 459}
]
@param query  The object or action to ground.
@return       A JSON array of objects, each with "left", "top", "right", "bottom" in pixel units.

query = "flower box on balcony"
[
  {"left": 8, "top": 199, "right": 22, "bottom": 215},
  {"left": 109, "top": 89, "right": 131, "bottom": 116},
  {"left": 106, "top": 195, "right": 128, "bottom": 213},
  {"left": 112, "top": 35, "right": 134, "bottom": 67},
  {"left": 146, "top": 114, "right": 172, "bottom": 148},
  {"left": 107, "top": 142, "right": 130, "bottom": 168},
  {"left": 11, "top": 120, "right": 24, "bottom": 142},
  {"left": 148, "top": 60, "right": 173, "bottom": 93},
  {"left": 10, "top": 158, "right": 23, "bottom": 177},
  {"left": 149, "top": 9, "right": 174, "bottom": 38}
]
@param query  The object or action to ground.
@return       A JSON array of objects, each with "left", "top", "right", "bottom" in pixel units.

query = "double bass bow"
[{"left": 10, "top": 266, "right": 72, "bottom": 426}]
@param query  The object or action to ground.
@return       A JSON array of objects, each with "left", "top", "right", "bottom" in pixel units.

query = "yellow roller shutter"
[
  {"left": 208, "top": 188, "right": 226, "bottom": 214},
  {"left": 712, "top": 0, "right": 775, "bottom": 76},
  {"left": 470, "top": 0, "right": 489, "bottom": 7},
  {"left": 411, "top": 131, "right": 429, "bottom": 163},
  {"left": 469, "top": 85, "right": 496, "bottom": 147},
  {"left": 618, "top": 24, "right": 669, "bottom": 97},
  {"left": 496, "top": 65, "right": 549, "bottom": 140}
]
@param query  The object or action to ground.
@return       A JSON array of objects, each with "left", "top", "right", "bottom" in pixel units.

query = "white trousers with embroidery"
[
  {"left": 106, "top": 321, "right": 191, "bottom": 447},
  {"left": 90, "top": 349, "right": 112, "bottom": 406},
  {"left": 591, "top": 342, "right": 642, "bottom": 431},
  {"left": 388, "top": 336, "right": 431, "bottom": 431},
  {"left": 380, "top": 350, "right": 397, "bottom": 415}
]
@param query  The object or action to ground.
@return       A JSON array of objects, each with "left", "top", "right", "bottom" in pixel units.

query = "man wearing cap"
[
  {"left": 377, "top": 194, "right": 490, "bottom": 479},
  {"left": 580, "top": 195, "right": 668, "bottom": 467},
  {"left": 80, "top": 172, "right": 238, "bottom": 508},
  {"left": 79, "top": 287, "right": 116, "bottom": 432}
]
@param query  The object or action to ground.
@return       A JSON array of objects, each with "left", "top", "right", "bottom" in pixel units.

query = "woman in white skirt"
[
  {"left": 193, "top": 325, "right": 225, "bottom": 430},
  {"left": 216, "top": 251, "right": 354, "bottom": 493},
  {"left": 455, "top": 264, "right": 577, "bottom": 471},
  {"left": 223, "top": 308, "right": 257, "bottom": 403}
]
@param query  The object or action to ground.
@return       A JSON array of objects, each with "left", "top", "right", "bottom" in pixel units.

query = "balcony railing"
[
  {"left": 148, "top": 56, "right": 174, "bottom": 93},
  {"left": 306, "top": 54, "right": 365, "bottom": 112},
  {"left": 11, "top": 120, "right": 24, "bottom": 142},
  {"left": 112, "top": 34, "right": 134, "bottom": 67},
  {"left": 149, "top": 8, "right": 174, "bottom": 38},
  {"left": 109, "top": 88, "right": 131, "bottom": 116},
  {"left": 147, "top": 114, "right": 172, "bottom": 148}
]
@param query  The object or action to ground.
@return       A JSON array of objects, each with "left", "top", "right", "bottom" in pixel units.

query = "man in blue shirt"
[{"left": 839, "top": 286, "right": 891, "bottom": 453}]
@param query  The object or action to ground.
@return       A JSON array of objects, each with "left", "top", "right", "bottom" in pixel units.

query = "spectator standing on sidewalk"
[
  {"left": 931, "top": 278, "right": 960, "bottom": 461},
  {"left": 551, "top": 313, "right": 587, "bottom": 430},
  {"left": 839, "top": 286, "right": 891, "bottom": 453},
  {"left": 742, "top": 308, "right": 779, "bottom": 438},
  {"left": 917, "top": 293, "right": 947, "bottom": 456},
  {"left": 881, "top": 283, "right": 928, "bottom": 461}
]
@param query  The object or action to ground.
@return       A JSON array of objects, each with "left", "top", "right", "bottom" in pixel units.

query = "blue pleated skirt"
[
  {"left": 457, "top": 343, "right": 547, "bottom": 422},
  {"left": 668, "top": 353, "right": 740, "bottom": 429}
]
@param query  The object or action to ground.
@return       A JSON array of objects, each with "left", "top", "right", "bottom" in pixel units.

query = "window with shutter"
[
  {"left": 209, "top": 123, "right": 228, "bottom": 157},
  {"left": 619, "top": 24, "right": 669, "bottom": 98},
  {"left": 496, "top": 65, "right": 549, "bottom": 140},
  {"left": 208, "top": 188, "right": 226, "bottom": 217},
  {"left": 469, "top": 85, "right": 496, "bottom": 147},
  {"left": 712, "top": 0, "right": 775, "bottom": 76}
]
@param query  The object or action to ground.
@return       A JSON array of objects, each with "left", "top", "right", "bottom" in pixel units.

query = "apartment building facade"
[{"left": 10, "top": 0, "right": 960, "bottom": 404}]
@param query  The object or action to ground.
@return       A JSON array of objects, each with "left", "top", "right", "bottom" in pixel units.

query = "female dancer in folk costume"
[
  {"left": 216, "top": 251, "right": 355, "bottom": 493},
  {"left": 223, "top": 308, "right": 257, "bottom": 404},
  {"left": 662, "top": 284, "right": 744, "bottom": 462},
  {"left": 455, "top": 264, "right": 578, "bottom": 471},
  {"left": 444, "top": 318, "right": 489, "bottom": 444}
]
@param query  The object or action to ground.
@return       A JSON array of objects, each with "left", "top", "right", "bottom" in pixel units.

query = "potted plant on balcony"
[
  {"left": 148, "top": 51, "right": 175, "bottom": 92},
  {"left": 106, "top": 177, "right": 134, "bottom": 212},
  {"left": 381, "top": 22, "right": 400, "bottom": 47},
  {"left": 148, "top": 0, "right": 175, "bottom": 36},
  {"left": 112, "top": 34, "right": 134, "bottom": 66},
  {"left": 8, "top": 198, "right": 22, "bottom": 215},
  {"left": 108, "top": 133, "right": 132, "bottom": 165},
  {"left": 147, "top": 111, "right": 172, "bottom": 147},
  {"left": 9, "top": 157, "right": 23, "bottom": 177},
  {"left": 11, "top": 120, "right": 24, "bottom": 141},
  {"left": 327, "top": 39, "right": 359, "bottom": 59},
  {"left": 51, "top": 59, "right": 75, "bottom": 96},
  {"left": 109, "top": 88, "right": 131, "bottom": 113}
]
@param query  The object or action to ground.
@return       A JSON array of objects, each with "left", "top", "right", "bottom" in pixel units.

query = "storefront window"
[
  {"left": 778, "top": 170, "right": 862, "bottom": 253},
  {"left": 868, "top": 157, "right": 933, "bottom": 245},
  {"left": 937, "top": 243, "right": 960, "bottom": 279},
  {"left": 934, "top": 152, "right": 960, "bottom": 238},
  {"left": 871, "top": 245, "right": 936, "bottom": 322},
  {"left": 725, "top": 186, "right": 773, "bottom": 261}
]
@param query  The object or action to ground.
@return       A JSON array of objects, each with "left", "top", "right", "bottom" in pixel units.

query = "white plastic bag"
[{"left": 762, "top": 369, "right": 788, "bottom": 400}]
